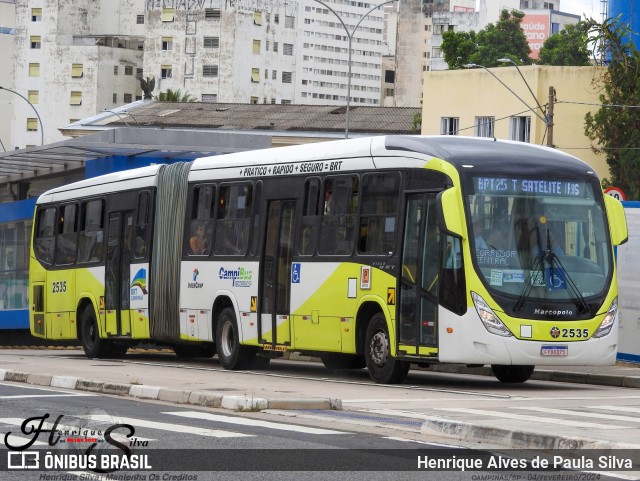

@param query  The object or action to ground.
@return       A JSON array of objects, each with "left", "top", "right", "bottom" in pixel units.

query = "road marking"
[
  {"left": 383, "top": 436, "right": 461, "bottom": 448},
  {"left": 82, "top": 414, "right": 252, "bottom": 438},
  {"left": 515, "top": 406, "right": 640, "bottom": 423},
  {"left": 0, "top": 394, "right": 94, "bottom": 399},
  {"left": 358, "top": 408, "right": 436, "bottom": 420},
  {"left": 163, "top": 411, "right": 347, "bottom": 435},
  {"left": 433, "top": 408, "right": 630, "bottom": 430},
  {"left": 597, "top": 405, "right": 640, "bottom": 415}
]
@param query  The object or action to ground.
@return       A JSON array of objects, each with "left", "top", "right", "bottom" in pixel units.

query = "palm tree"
[{"left": 156, "top": 88, "right": 196, "bottom": 102}]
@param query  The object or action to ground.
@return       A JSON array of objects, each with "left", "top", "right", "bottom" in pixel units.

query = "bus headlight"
[
  {"left": 593, "top": 297, "right": 617, "bottom": 339},
  {"left": 472, "top": 292, "right": 513, "bottom": 337}
]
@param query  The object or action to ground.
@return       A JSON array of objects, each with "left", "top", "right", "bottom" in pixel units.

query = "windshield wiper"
[{"left": 514, "top": 223, "right": 544, "bottom": 312}]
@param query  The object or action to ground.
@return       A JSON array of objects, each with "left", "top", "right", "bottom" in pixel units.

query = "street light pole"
[
  {"left": 0, "top": 85, "right": 44, "bottom": 146},
  {"left": 498, "top": 58, "right": 554, "bottom": 147},
  {"left": 313, "top": 0, "right": 396, "bottom": 138},
  {"left": 464, "top": 63, "right": 553, "bottom": 147}
]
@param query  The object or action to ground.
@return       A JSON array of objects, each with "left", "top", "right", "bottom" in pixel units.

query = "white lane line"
[
  {"left": 597, "top": 405, "right": 640, "bottom": 414},
  {"left": 82, "top": 414, "right": 252, "bottom": 438},
  {"left": 163, "top": 411, "right": 347, "bottom": 435},
  {"left": 383, "top": 436, "right": 461, "bottom": 448},
  {"left": 515, "top": 406, "right": 640, "bottom": 423},
  {"left": 432, "top": 408, "right": 630, "bottom": 430},
  {"left": 0, "top": 394, "right": 94, "bottom": 399}
]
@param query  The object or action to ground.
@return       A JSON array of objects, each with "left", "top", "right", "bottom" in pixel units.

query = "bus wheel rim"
[
  {"left": 370, "top": 330, "right": 389, "bottom": 366},
  {"left": 221, "top": 321, "right": 234, "bottom": 358}
]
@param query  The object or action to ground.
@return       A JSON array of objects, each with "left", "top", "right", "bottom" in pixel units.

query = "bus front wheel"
[
  {"left": 216, "top": 307, "right": 262, "bottom": 370},
  {"left": 364, "top": 313, "right": 409, "bottom": 384},
  {"left": 492, "top": 365, "right": 535, "bottom": 383}
]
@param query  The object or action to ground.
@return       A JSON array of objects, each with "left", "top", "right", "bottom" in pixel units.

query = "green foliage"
[
  {"left": 156, "top": 88, "right": 196, "bottom": 102},
  {"left": 538, "top": 22, "right": 591, "bottom": 66},
  {"left": 441, "top": 30, "right": 477, "bottom": 69},
  {"left": 412, "top": 112, "right": 422, "bottom": 133},
  {"left": 443, "top": 9, "right": 531, "bottom": 69},
  {"left": 584, "top": 18, "right": 640, "bottom": 199}
]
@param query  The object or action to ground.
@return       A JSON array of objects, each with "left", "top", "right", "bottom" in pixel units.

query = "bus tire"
[
  {"left": 492, "top": 365, "right": 535, "bottom": 383},
  {"left": 80, "top": 305, "right": 109, "bottom": 359},
  {"left": 216, "top": 307, "right": 254, "bottom": 370},
  {"left": 364, "top": 313, "right": 409, "bottom": 384},
  {"left": 320, "top": 353, "right": 366, "bottom": 370}
]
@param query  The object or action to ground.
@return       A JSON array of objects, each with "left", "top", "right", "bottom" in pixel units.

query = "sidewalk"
[{"left": 1, "top": 348, "right": 639, "bottom": 451}]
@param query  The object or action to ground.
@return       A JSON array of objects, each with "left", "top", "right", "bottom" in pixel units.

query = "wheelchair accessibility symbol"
[{"left": 291, "top": 263, "right": 301, "bottom": 283}]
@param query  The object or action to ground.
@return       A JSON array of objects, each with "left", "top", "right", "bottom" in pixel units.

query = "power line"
[{"left": 556, "top": 100, "right": 640, "bottom": 109}]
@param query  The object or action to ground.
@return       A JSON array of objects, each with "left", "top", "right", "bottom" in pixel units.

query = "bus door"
[
  {"left": 259, "top": 199, "right": 296, "bottom": 349},
  {"left": 104, "top": 211, "right": 134, "bottom": 337},
  {"left": 398, "top": 193, "right": 440, "bottom": 356}
]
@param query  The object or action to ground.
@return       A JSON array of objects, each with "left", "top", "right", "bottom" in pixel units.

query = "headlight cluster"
[
  {"left": 472, "top": 292, "right": 513, "bottom": 337},
  {"left": 593, "top": 297, "right": 617, "bottom": 339}
]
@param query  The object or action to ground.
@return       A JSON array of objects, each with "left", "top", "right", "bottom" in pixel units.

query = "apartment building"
[
  {"left": 0, "top": 0, "right": 16, "bottom": 152},
  {"left": 10, "top": 0, "right": 144, "bottom": 150}
]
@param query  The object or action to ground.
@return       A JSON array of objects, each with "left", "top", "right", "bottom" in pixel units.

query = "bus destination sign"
[{"left": 474, "top": 177, "right": 583, "bottom": 197}]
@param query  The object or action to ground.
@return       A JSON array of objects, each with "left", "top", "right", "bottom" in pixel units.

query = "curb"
[
  {"left": 0, "top": 368, "right": 342, "bottom": 412},
  {"left": 420, "top": 417, "right": 640, "bottom": 451}
]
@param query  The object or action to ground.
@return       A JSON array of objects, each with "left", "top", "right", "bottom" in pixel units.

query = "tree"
[
  {"left": 156, "top": 88, "right": 196, "bottom": 102},
  {"left": 538, "top": 22, "right": 591, "bottom": 66},
  {"left": 443, "top": 10, "right": 531, "bottom": 69},
  {"left": 584, "top": 18, "right": 640, "bottom": 199}
]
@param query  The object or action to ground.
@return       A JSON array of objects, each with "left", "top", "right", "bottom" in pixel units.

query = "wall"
[{"left": 421, "top": 65, "right": 609, "bottom": 180}]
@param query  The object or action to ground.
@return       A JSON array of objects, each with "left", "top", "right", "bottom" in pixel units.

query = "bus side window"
[
  {"left": 188, "top": 185, "right": 215, "bottom": 256},
  {"left": 55, "top": 203, "right": 79, "bottom": 265},
  {"left": 358, "top": 172, "right": 400, "bottom": 255},
  {"left": 78, "top": 199, "right": 104, "bottom": 264},
  {"left": 134, "top": 191, "right": 151, "bottom": 259},
  {"left": 319, "top": 175, "right": 358, "bottom": 255},
  {"left": 34, "top": 207, "right": 56, "bottom": 265},
  {"left": 299, "top": 178, "right": 320, "bottom": 256},
  {"left": 440, "top": 234, "right": 466, "bottom": 315},
  {"left": 214, "top": 183, "right": 253, "bottom": 256}
]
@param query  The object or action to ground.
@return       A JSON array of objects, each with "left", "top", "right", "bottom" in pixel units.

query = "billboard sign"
[{"left": 522, "top": 13, "right": 551, "bottom": 60}]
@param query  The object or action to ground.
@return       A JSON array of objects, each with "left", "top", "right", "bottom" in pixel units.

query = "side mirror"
[
  {"left": 604, "top": 195, "right": 628, "bottom": 246},
  {"left": 436, "top": 187, "right": 466, "bottom": 238}
]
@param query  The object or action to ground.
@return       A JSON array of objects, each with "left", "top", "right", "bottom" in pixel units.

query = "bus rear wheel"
[
  {"left": 216, "top": 307, "right": 261, "bottom": 370},
  {"left": 364, "top": 313, "right": 409, "bottom": 384},
  {"left": 492, "top": 365, "right": 535, "bottom": 383},
  {"left": 80, "top": 305, "right": 110, "bottom": 359}
]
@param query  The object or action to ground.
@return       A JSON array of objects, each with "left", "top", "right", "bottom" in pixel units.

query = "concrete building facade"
[
  {"left": 0, "top": 0, "right": 16, "bottom": 152},
  {"left": 421, "top": 65, "right": 609, "bottom": 180}
]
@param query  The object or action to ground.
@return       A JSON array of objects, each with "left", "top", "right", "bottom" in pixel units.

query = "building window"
[
  {"left": 384, "top": 70, "right": 395, "bottom": 83},
  {"left": 202, "top": 94, "right": 218, "bottom": 102},
  {"left": 30, "top": 36, "right": 41, "bottom": 49},
  {"left": 114, "top": 66, "right": 118, "bottom": 75},
  {"left": 510, "top": 116, "right": 531, "bottom": 142},
  {"left": 137, "top": 68, "right": 143, "bottom": 78},
  {"left": 281, "top": 99, "right": 291, "bottom": 105},
  {"left": 28, "top": 90, "right": 39, "bottom": 104},
  {"left": 71, "top": 63, "right": 83, "bottom": 78},
  {"left": 274, "top": 14, "right": 280, "bottom": 24},
  {"left": 285, "top": 15, "right": 295, "bottom": 28},
  {"left": 551, "top": 22, "right": 560, "bottom": 34},
  {"left": 161, "top": 65, "right": 172, "bottom": 79},
  {"left": 475, "top": 116, "right": 495, "bottom": 138},
  {"left": 386, "top": 88, "right": 394, "bottom": 96},
  {"left": 162, "top": 37, "right": 173, "bottom": 51},
  {"left": 29, "top": 63, "right": 40, "bottom": 77},
  {"left": 254, "top": 11, "right": 263, "bottom": 25},
  {"left": 204, "top": 37, "right": 219, "bottom": 48},
  {"left": 27, "top": 118, "right": 38, "bottom": 131},
  {"left": 31, "top": 8, "right": 42, "bottom": 22},
  {"left": 113, "top": 93, "right": 117, "bottom": 103},
  {"left": 272, "top": 70, "right": 277, "bottom": 80},
  {"left": 124, "top": 65, "right": 133, "bottom": 75},
  {"left": 282, "top": 71, "right": 292, "bottom": 83},
  {"left": 283, "top": 43, "right": 293, "bottom": 56},
  {"left": 251, "top": 68, "right": 260, "bottom": 82},
  {"left": 434, "top": 24, "right": 446, "bottom": 34},
  {"left": 205, "top": 8, "right": 221, "bottom": 19},
  {"left": 273, "top": 41, "right": 278, "bottom": 53},
  {"left": 252, "top": 39, "right": 261, "bottom": 54},
  {"left": 440, "top": 117, "right": 459, "bottom": 135},
  {"left": 162, "top": 8, "right": 175, "bottom": 22},
  {"left": 543, "top": 2, "right": 554, "bottom": 9},
  {"left": 136, "top": 14, "right": 144, "bottom": 24},
  {"left": 432, "top": 47, "right": 442, "bottom": 58},
  {"left": 250, "top": 96, "right": 259, "bottom": 104},
  {"left": 70, "top": 91, "right": 82, "bottom": 105},
  {"left": 124, "top": 93, "right": 133, "bottom": 103},
  {"left": 271, "top": 98, "right": 276, "bottom": 104},
  {"left": 203, "top": 65, "right": 218, "bottom": 77}
]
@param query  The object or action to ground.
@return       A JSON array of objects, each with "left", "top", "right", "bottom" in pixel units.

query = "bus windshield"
[{"left": 465, "top": 175, "right": 611, "bottom": 303}]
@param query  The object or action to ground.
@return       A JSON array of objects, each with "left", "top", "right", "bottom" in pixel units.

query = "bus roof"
[{"left": 37, "top": 164, "right": 163, "bottom": 204}]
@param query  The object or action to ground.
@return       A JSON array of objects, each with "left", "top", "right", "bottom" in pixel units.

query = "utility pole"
[{"left": 547, "top": 86, "right": 555, "bottom": 148}]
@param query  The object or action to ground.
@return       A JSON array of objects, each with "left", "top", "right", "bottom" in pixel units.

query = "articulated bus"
[{"left": 29, "top": 136, "right": 628, "bottom": 384}]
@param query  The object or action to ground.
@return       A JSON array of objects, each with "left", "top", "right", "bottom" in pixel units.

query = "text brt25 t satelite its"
[{"left": 29, "top": 136, "right": 628, "bottom": 384}]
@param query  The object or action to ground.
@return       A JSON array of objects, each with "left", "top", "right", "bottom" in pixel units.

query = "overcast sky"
[{"left": 561, "top": 0, "right": 602, "bottom": 19}]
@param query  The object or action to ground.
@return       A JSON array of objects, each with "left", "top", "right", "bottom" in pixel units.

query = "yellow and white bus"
[{"left": 29, "top": 136, "right": 628, "bottom": 384}]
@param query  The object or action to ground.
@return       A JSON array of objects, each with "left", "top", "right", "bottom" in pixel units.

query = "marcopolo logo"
[
  {"left": 219, "top": 266, "right": 253, "bottom": 287},
  {"left": 188, "top": 268, "right": 204, "bottom": 289},
  {"left": 534, "top": 308, "right": 574, "bottom": 317}
]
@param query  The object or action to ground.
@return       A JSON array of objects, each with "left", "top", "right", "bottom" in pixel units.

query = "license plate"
[{"left": 541, "top": 345, "right": 568, "bottom": 356}]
